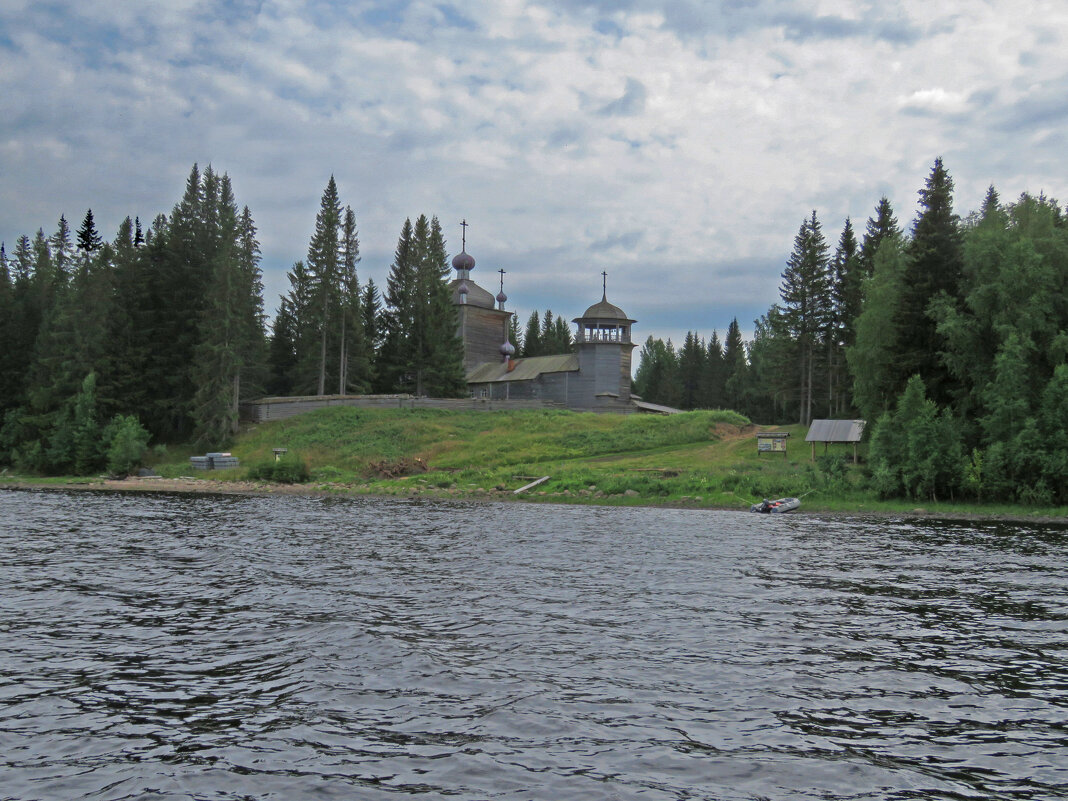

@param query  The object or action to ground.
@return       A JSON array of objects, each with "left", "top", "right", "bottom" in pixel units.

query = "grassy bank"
[{"left": 104, "top": 406, "right": 1064, "bottom": 519}]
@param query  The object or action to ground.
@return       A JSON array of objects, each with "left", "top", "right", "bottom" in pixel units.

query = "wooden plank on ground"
[{"left": 513, "top": 476, "right": 550, "bottom": 494}]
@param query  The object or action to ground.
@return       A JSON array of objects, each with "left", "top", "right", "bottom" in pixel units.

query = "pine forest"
[
  {"left": 2, "top": 160, "right": 1066, "bottom": 505},
  {"left": 633, "top": 160, "right": 1068, "bottom": 505}
]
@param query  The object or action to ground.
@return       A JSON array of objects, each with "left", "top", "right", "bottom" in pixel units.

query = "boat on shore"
[{"left": 750, "top": 497, "right": 800, "bottom": 514}]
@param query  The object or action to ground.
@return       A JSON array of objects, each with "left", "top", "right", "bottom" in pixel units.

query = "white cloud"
[{"left": 1, "top": 0, "right": 1067, "bottom": 352}]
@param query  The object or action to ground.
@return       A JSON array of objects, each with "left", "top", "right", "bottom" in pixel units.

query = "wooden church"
[{"left": 448, "top": 226, "right": 638, "bottom": 413}]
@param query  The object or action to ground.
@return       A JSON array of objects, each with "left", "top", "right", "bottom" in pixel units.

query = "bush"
[
  {"left": 246, "top": 455, "right": 310, "bottom": 484},
  {"left": 102, "top": 415, "right": 151, "bottom": 477},
  {"left": 816, "top": 453, "right": 847, "bottom": 482}
]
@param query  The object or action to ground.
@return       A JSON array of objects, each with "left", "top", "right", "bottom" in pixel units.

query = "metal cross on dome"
[
  {"left": 460, "top": 218, "right": 468, "bottom": 251},
  {"left": 499, "top": 268, "right": 506, "bottom": 292},
  {"left": 601, "top": 270, "right": 608, "bottom": 297}
]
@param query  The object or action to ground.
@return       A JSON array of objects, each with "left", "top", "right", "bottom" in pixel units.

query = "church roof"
[
  {"left": 449, "top": 277, "right": 496, "bottom": 309},
  {"left": 466, "top": 353, "right": 579, "bottom": 383},
  {"left": 574, "top": 294, "right": 634, "bottom": 323}
]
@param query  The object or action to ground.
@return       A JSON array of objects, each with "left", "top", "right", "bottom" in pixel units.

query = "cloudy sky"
[{"left": 1, "top": 0, "right": 1065, "bottom": 347}]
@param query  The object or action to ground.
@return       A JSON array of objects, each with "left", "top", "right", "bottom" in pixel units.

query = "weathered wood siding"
[
  {"left": 564, "top": 343, "right": 636, "bottom": 412},
  {"left": 457, "top": 305, "right": 511, "bottom": 371}
]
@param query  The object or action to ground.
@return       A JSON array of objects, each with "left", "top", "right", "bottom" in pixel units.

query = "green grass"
[{"left": 7, "top": 406, "right": 1064, "bottom": 519}]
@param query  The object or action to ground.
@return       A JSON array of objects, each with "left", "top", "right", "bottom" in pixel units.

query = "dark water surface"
[{"left": 1, "top": 489, "right": 1066, "bottom": 800}]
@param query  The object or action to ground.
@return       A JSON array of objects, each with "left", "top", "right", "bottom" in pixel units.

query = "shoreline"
[{"left": 3, "top": 476, "right": 1067, "bottom": 525}]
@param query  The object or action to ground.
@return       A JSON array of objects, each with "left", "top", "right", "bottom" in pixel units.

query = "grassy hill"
[
  {"left": 153, "top": 406, "right": 890, "bottom": 511},
  {"left": 7, "top": 405, "right": 1062, "bottom": 517}
]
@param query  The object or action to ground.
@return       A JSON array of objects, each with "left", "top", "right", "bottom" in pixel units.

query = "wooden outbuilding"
[{"left": 805, "top": 419, "right": 866, "bottom": 463}]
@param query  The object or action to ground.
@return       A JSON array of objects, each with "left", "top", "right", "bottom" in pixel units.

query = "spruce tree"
[
  {"left": 30, "top": 228, "right": 61, "bottom": 322},
  {"left": 378, "top": 214, "right": 464, "bottom": 395},
  {"left": 779, "top": 211, "right": 830, "bottom": 424},
  {"left": 723, "top": 318, "right": 749, "bottom": 414},
  {"left": 101, "top": 216, "right": 151, "bottom": 419},
  {"left": 829, "top": 217, "right": 861, "bottom": 415},
  {"left": 508, "top": 312, "right": 522, "bottom": 353},
  {"left": 900, "top": 158, "right": 964, "bottom": 405},
  {"left": 847, "top": 233, "right": 908, "bottom": 420},
  {"left": 363, "top": 279, "right": 384, "bottom": 363},
  {"left": 540, "top": 310, "right": 555, "bottom": 352},
  {"left": 411, "top": 216, "right": 465, "bottom": 396},
  {"left": 273, "top": 260, "right": 317, "bottom": 394},
  {"left": 522, "top": 310, "right": 542, "bottom": 357},
  {"left": 267, "top": 296, "right": 299, "bottom": 396},
  {"left": 551, "top": 314, "right": 573, "bottom": 353},
  {"left": 44, "top": 372, "right": 103, "bottom": 475},
  {"left": 50, "top": 215, "right": 74, "bottom": 282},
  {"left": 700, "top": 331, "right": 725, "bottom": 409},
  {"left": 236, "top": 205, "right": 268, "bottom": 398},
  {"left": 0, "top": 244, "right": 17, "bottom": 415},
  {"left": 859, "top": 197, "right": 900, "bottom": 277},
  {"left": 376, "top": 218, "right": 416, "bottom": 392},
  {"left": 306, "top": 177, "right": 343, "bottom": 396},
  {"left": 678, "top": 332, "right": 704, "bottom": 410},
  {"left": 76, "top": 209, "right": 104, "bottom": 265},
  {"left": 150, "top": 164, "right": 213, "bottom": 440},
  {"left": 633, "top": 336, "right": 680, "bottom": 407},
  {"left": 191, "top": 173, "right": 252, "bottom": 444},
  {"left": 26, "top": 225, "right": 114, "bottom": 438},
  {"left": 746, "top": 308, "right": 797, "bottom": 422},
  {"left": 337, "top": 205, "right": 369, "bottom": 394}
]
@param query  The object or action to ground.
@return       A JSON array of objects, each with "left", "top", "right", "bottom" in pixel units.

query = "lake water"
[{"left": 1, "top": 488, "right": 1066, "bottom": 800}]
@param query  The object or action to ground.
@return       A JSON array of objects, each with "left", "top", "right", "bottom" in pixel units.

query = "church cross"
[
  {"left": 460, "top": 218, "right": 468, "bottom": 251},
  {"left": 601, "top": 270, "right": 608, "bottom": 297},
  {"left": 499, "top": 268, "right": 506, "bottom": 292}
]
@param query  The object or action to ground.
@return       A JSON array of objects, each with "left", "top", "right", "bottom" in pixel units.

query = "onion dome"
[
  {"left": 496, "top": 290, "right": 508, "bottom": 304},
  {"left": 458, "top": 281, "right": 469, "bottom": 296},
  {"left": 452, "top": 251, "right": 475, "bottom": 271},
  {"left": 499, "top": 340, "right": 516, "bottom": 356}
]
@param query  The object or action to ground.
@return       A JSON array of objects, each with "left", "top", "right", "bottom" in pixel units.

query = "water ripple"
[{"left": 1, "top": 489, "right": 1066, "bottom": 800}]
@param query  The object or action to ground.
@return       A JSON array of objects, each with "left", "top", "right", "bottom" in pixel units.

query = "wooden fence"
[{"left": 240, "top": 394, "right": 565, "bottom": 423}]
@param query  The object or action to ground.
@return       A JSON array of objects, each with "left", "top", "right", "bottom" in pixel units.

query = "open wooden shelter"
[{"left": 805, "top": 419, "right": 866, "bottom": 463}]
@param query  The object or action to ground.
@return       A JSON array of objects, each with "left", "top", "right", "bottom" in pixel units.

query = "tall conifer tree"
[
  {"left": 859, "top": 197, "right": 900, "bottom": 277},
  {"left": 413, "top": 216, "right": 465, "bottom": 396},
  {"left": 337, "top": 205, "right": 369, "bottom": 394},
  {"left": 900, "top": 158, "right": 964, "bottom": 404},
  {"left": 306, "top": 177, "right": 343, "bottom": 396},
  {"left": 522, "top": 310, "right": 542, "bottom": 357},
  {"left": 829, "top": 217, "right": 861, "bottom": 414},
  {"left": 723, "top": 318, "right": 749, "bottom": 414},
  {"left": 779, "top": 211, "right": 830, "bottom": 424},
  {"left": 51, "top": 215, "right": 74, "bottom": 282},
  {"left": 376, "top": 218, "right": 416, "bottom": 392},
  {"left": 191, "top": 173, "right": 260, "bottom": 444}
]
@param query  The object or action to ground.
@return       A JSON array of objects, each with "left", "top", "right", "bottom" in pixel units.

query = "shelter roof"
[
  {"left": 466, "top": 353, "right": 579, "bottom": 383},
  {"left": 805, "top": 419, "right": 866, "bottom": 442}
]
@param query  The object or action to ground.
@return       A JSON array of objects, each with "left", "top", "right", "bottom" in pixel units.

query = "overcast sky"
[{"left": 2, "top": 0, "right": 1065, "bottom": 347}]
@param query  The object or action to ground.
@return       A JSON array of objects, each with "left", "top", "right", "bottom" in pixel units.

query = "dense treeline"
[
  {"left": 634, "top": 159, "right": 1068, "bottom": 504},
  {"left": 7, "top": 159, "right": 1066, "bottom": 503},
  {"left": 516, "top": 309, "right": 574, "bottom": 357},
  {"left": 0, "top": 166, "right": 465, "bottom": 474}
]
